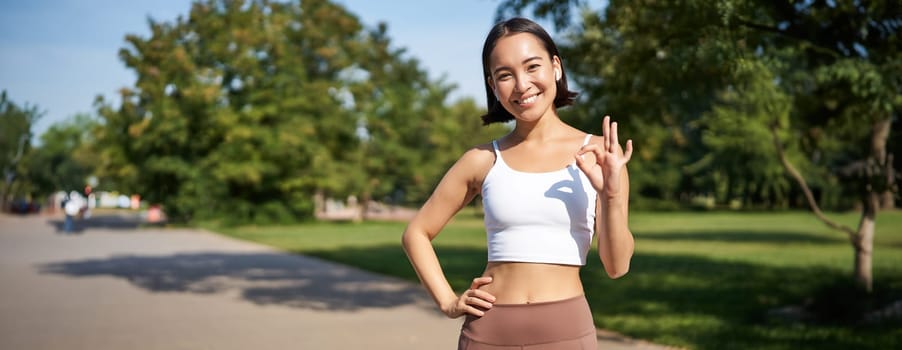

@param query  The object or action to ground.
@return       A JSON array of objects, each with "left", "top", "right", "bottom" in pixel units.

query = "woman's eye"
[
  {"left": 528, "top": 64, "right": 540, "bottom": 71},
  {"left": 497, "top": 73, "right": 512, "bottom": 81}
]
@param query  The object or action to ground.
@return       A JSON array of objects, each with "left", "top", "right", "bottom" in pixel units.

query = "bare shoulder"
[
  {"left": 460, "top": 142, "right": 495, "bottom": 163},
  {"left": 428, "top": 142, "right": 496, "bottom": 204},
  {"left": 454, "top": 142, "right": 496, "bottom": 181}
]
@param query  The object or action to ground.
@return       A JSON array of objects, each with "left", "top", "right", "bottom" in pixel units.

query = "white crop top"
[{"left": 482, "top": 134, "right": 597, "bottom": 266}]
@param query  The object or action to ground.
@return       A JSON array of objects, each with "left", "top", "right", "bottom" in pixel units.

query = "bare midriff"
[{"left": 478, "top": 261, "right": 584, "bottom": 305}]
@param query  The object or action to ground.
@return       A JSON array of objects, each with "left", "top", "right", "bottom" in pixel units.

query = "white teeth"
[{"left": 520, "top": 94, "right": 538, "bottom": 105}]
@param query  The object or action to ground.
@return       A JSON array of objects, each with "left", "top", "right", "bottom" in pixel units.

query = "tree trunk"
[
  {"left": 0, "top": 182, "right": 9, "bottom": 212},
  {"left": 880, "top": 153, "right": 896, "bottom": 210},
  {"left": 851, "top": 118, "right": 892, "bottom": 292},
  {"left": 1, "top": 170, "right": 16, "bottom": 212},
  {"left": 770, "top": 123, "right": 872, "bottom": 291},
  {"left": 359, "top": 178, "right": 379, "bottom": 221},
  {"left": 854, "top": 192, "right": 877, "bottom": 292},
  {"left": 872, "top": 119, "right": 895, "bottom": 210}
]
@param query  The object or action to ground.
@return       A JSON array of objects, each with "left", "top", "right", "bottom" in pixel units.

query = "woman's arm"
[
  {"left": 575, "top": 116, "right": 635, "bottom": 278},
  {"left": 401, "top": 147, "right": 496, "bottom": 318},
  {"left": 597, "top": 168, "right": 634, "bottom": 278}
]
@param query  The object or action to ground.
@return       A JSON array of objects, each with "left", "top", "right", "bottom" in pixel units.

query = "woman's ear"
[{"left": 552, "top": 55, "right": 563, "bottom": 80}]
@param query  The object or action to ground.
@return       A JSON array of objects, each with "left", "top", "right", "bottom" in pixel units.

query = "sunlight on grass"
[{"left": 213, "top": 210, "right": 902, "bottom": 350}]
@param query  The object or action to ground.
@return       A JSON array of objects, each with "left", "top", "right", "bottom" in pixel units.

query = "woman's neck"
[{"left": 510, "top": 110, "right": 567, "bottom": 143}]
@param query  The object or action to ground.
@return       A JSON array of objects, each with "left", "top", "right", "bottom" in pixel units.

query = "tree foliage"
[
  {"left": 92, "top": 0, "right": 504, "bottom": 224},
  {"left": 23, "top": 114, "right": 99, "bottom": 198},
  {"left": 0, "top": 90, "right": 41, "bottom": 209}
]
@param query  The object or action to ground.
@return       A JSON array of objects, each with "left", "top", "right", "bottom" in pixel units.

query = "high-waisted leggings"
[{"left": 458, "top": 295, "right": 598, "bottom": 350}]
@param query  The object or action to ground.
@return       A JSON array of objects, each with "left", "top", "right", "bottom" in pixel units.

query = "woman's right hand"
[{"left": 442, "top": 276, "right": 496, "bottom": 318}]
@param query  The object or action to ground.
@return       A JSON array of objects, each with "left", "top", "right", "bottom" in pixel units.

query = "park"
[{"left": 1, "top": 0, "right": 899, "bottom": 349}]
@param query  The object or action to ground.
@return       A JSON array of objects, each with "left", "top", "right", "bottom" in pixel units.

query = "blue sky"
[{"left": 1, "top": 0, "right": 595, "bottom": 138}]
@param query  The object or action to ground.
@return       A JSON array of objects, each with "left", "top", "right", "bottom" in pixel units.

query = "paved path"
[{"left": 0, "top": 212, "right": 670, "bottom": 350}]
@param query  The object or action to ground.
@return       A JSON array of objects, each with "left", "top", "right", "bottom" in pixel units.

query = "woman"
[{"left": 401, "top": 17, "right": 634, "bottom": 349}]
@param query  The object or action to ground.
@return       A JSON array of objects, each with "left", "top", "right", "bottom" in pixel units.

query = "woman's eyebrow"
[{"left": 522, "top": 56, "right": 542, "bottom": 64}]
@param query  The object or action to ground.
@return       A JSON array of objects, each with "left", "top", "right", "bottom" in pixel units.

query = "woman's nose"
[{"left": 514, "top": 75, "right": 531, "bottom": 93}]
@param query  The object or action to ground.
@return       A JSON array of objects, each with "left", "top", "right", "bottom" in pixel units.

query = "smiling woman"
[
  {"left": 402, "top": 17, "right": 636, "bottom": 349},
  {"left": 480, "top": 19, "right": 578, "bottom": 125}
]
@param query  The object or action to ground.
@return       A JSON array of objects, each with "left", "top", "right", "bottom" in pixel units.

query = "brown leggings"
[{"left": 458, "top": 295, "right": 598, "bottom": 350}]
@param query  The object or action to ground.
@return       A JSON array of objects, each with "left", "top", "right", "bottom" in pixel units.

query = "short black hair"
[{"left": 480, "top": 17, "right": 578, "bottom": 125}]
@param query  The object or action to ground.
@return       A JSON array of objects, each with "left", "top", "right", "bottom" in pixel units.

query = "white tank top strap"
[
  {"left": 490, "top": 140, "right": 508, "bottom": 168},
  {"left": 582, "top": 134, "right": 593, "bottom": 146}
]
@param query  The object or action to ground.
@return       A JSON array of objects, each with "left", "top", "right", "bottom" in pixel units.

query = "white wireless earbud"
[{"left": 555, "top": 69, "right": 561, "bottom": 80}]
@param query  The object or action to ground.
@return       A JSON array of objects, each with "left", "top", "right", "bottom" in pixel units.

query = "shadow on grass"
[
  {"left": 301, "top": 244, "right": 901, "bottom": 350},
  {"left": 39, "top": 251, "right": 433, "bottom": 312},
  {"left": 637, "top": 230, "right": 842, "bottom": 244}
]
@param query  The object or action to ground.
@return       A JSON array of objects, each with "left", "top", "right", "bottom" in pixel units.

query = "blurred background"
[{"left": 1, "top": 0, "right": 900, "bottom": 349}]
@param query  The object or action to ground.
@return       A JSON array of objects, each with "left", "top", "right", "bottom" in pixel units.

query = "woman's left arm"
[
  {"left": 596, "top": 168, "right": 633, "bottom": 278},
  {"left": 575, "top": 115, "right": 635, "bottom": 278}
]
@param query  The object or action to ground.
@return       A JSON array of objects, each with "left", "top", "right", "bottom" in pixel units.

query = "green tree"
[
  {"left": 0, "top": 90, "right": 41, "bottom": 211},
  {"left": 93, "top": 0, "right": 495, "bottom": 224},
  {"left": 732, "top": 0, "right": 899, "bottom": 292},
  {"left": 693, "top": 61, "right": 795, "bottom": 208},
  {"left": 94, "top": 0, "right": 374, "bottom": 223},
  {"left": 23, "top": 114, "right": 98, "bottom": 198}
]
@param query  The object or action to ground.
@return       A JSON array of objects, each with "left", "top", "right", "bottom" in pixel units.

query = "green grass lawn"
[{"left": 212, "top": 210, "right": 902, "bottom": 350}]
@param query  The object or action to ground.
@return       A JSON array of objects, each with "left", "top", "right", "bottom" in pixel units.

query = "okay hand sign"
[{"left": 575, "top": 116, "right": 633, "bottom": 196}]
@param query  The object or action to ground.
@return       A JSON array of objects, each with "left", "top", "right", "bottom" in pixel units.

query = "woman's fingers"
[
  {"left": 577, "top": 143, "right": 603, "bottom": 157},
  {"left": 467, "top": 286, "right": 496, "bottom": 304},
  {"left": 465, "top": 293, "right": 495, "bottom": 309},
  {"left": 601, "top": 116, "right": 630, "bottom": 161},
  {"left": 462, "top": 277, "right": 496, "bottom": 316},
  {"left": 575, "top": 144, "right": 605, "bottom": 169},
  {"left": 470, "top": 276, "right": 493, "bottom": 289},
  {"left": 468, "top": 307, "right": 486, "bottom": 317},
  {"left": 624, "top": 139, "right": 633, "bottom": 161}
]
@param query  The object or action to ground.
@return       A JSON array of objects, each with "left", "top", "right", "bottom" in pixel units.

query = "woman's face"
[{"left": 487, "top": 33, "right": 561, "bottom": 123}]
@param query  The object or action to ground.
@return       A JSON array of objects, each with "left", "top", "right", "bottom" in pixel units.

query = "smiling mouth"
[{"left": 516, "top": 93, "right": 540, "bottom": 106}]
